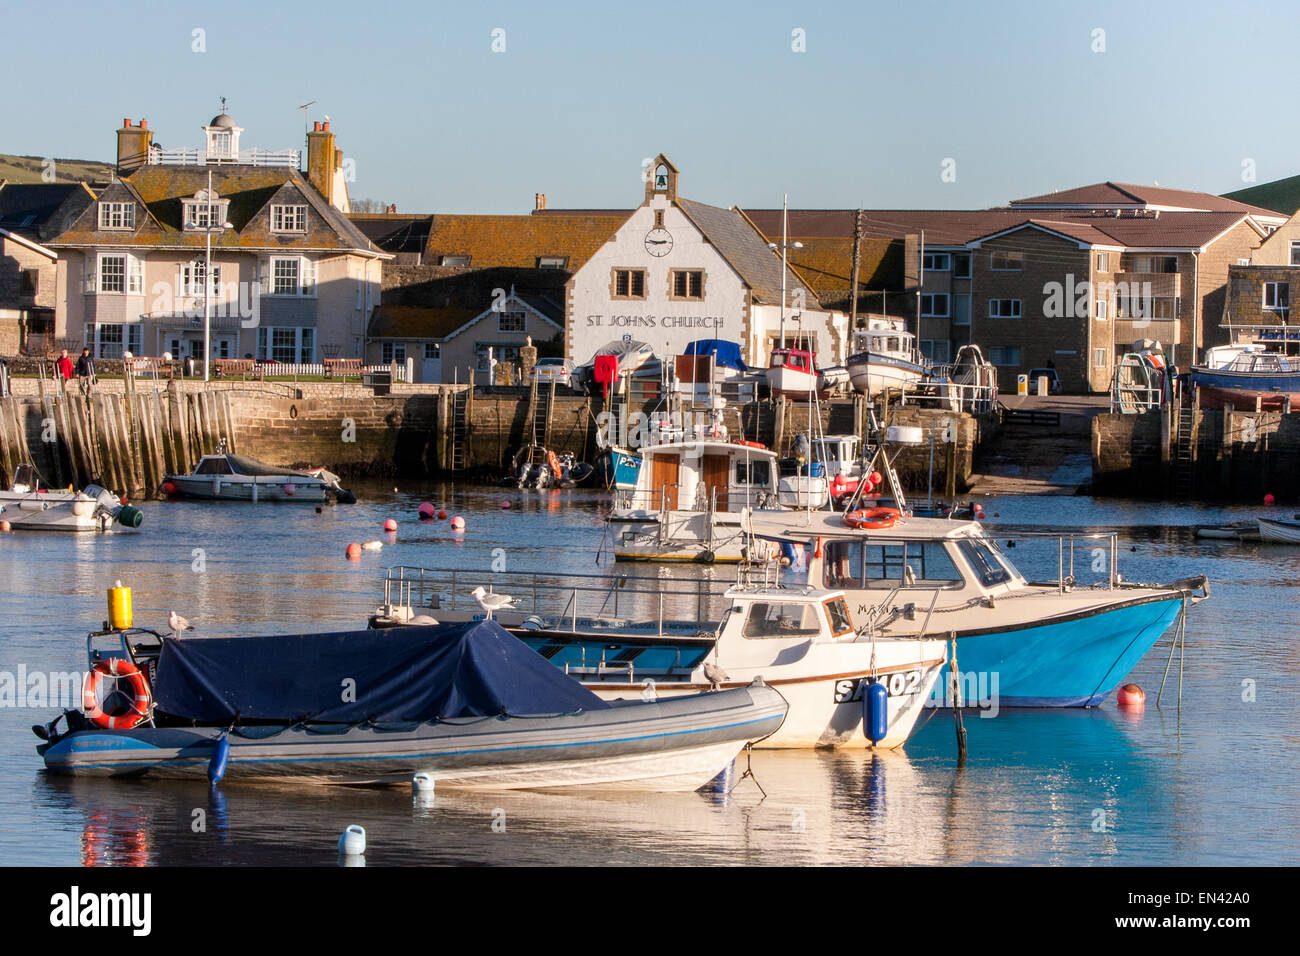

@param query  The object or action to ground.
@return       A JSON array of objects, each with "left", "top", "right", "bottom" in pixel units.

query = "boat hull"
[
  {"left": 164, "top": 475, "right": 329, "bottom": 502},
  {"left": 0, "top": 491, "right": 118, "bottom": 532},
  {"left": 40, "top": 684, "right": 788, "bottom": 790},
  {"left": 1258, "top": 517, "right": 1300, "bottom": 544},
  {"left": 947, "top": 594, "right": 1184, "bottom": 707},
  {"left": 846, "top": 352, "right": 928, "bottom": 396}
]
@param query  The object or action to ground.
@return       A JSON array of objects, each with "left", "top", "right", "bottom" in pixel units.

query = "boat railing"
[
  {"left": 896, "top": 376, "right": 999, "bottom": 413},
  {"left": 993, "top": 530, "right": 1121, "bottom": 592},
  {"left": 855, "top": 584, "right": 946, "bottom": 639},
  {"left": 380, "top": 565, "right": 735, "bottom": 636}
]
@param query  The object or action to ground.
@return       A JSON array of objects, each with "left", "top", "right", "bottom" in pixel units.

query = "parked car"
[
  {"left": 532, "top": 357, "right": 572, "bottom": 387},
  {"left": 1025, "top": 367, "right": 1062, "bottom": 394}
]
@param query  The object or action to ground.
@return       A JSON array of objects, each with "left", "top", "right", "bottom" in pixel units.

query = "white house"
[{"left": 564, "top": 155, "right": 847, "bottom": 370}]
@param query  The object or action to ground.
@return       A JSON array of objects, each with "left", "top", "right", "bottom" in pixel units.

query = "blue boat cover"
[
  {"left": 684, "top": 339, "right": 749, "bottom": 372},
  {"left": 152, "top": 620, "right": 610, "bottom": 724}
]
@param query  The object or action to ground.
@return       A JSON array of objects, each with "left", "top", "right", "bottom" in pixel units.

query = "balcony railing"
[
  {"left": 1111, "top": 271, "right": 1181, "bottom": 299},
  {"left": 148, "top": 146, "right": 301, "bottom": 168}
]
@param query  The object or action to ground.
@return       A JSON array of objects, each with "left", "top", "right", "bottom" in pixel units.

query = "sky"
[{"left": 3, "top": 0, "right": 1294, "bottom": 215}]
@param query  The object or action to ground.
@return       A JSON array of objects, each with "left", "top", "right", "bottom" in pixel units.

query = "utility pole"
[{"left": 849, "top": 209, "right": 863, "bottom": 328}]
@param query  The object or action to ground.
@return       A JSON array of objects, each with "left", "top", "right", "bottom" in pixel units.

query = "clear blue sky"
[{"left": 4, "top": 0, "right": 1294, "bottom": 213}]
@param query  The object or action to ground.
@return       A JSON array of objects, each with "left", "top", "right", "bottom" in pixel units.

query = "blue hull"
[{"left": 943, "top": 596, "right": 1183, "bottom": 707}]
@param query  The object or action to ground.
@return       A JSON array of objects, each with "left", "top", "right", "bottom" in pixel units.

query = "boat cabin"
[
  {"left": 770, "top": 348, "right": 817, "bottom": 372},
  {"left": 628, "top": 440, "right": 777, "bottom": 513}
]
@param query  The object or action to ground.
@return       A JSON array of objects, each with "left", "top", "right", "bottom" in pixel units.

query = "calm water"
[{"left": 1, "top": 485, "right": 1297, "bottom": 866}]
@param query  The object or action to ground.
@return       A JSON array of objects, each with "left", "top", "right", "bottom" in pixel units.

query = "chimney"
[
  {"left": 535, "top": 192, "right": 547, "bottom": 211},
  {"left": 116, "top": 118, "right": 153, "bottom": 174},
  {"left": 306, "top": 119, "right": 339, "bottom": 207}
]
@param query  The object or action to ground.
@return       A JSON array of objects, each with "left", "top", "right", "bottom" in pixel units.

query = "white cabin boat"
[
  {"left": 163, "top": 444, "right": 354, "bottom": 503},
  {"left": 742, "top": 509, "right": 1209, "bottom": 707},
  {"left": 766, "top": 347, "right": 823, "bottom": 398},
  {"left": 846, "top": 319, "right": 930, "bottom": 396},
  {"left": 609, "top": 436, "right": 781, "bottom": 563},
  {"left": 0, "top": 464, "right": 142, "bottom": 532}
]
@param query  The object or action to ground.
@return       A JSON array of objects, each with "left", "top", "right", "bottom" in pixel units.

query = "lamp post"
[
  {"left": 201, "top": 169, "right": 233, "bottom": 382},
  {"left": 768, "top": 193, "right": 803, "bottom": 352}
]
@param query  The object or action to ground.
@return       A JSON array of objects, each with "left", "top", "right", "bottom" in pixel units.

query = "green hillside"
[
  {"left": 1223, "top": 175, "right": 1300, "bottom": 217},
  {"left": 0, "top": 152, "right": 113, "bottom": 184}
]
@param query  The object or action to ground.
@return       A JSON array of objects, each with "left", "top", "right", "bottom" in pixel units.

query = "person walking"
[
  {"left": 55, "top": 349, "right": 75, "bottom": 385},
  {"left": 75, "top": 347, "right": 96, "bottom": 399}
]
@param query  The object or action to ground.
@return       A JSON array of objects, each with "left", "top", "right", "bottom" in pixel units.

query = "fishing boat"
[
  {"left": 766, "top": 347, "right": 826, "bottom": 398},
  {"left": 1189, "top": 350, "right": 1300, "bottom": 410},
  {"left": 593, "top": 446, "right": 642, "bottom": 491},
  {"left": 162, "top": 441, "right": 355, "bottom": 503},
  {"left": 846, "top": 319, "right": 931, "bottom": 397},
  {"left": 609, "top": 436, "right": 783, "bottom": 562},
  {"left": 740, "top": 507, "right": 1209, "bottom": 707},
  {"left": 1257, "top": 515, "right": 1300, "bottom": 544},
  {"left": 36, "top": 617, "right": 787, "bottom": 790},
  {"left": 0, "top": 464, "right": 142, "bottom": 532}
]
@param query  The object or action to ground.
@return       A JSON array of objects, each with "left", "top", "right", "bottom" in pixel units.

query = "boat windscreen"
[{"left": 956, "top": 538, "right": 1015, "bottom": 587}]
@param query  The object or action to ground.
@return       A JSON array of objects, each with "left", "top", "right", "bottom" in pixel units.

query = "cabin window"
[
  {"left": 742, "top": 602, "right": 823, "bottom": 639},
  {"left": 194, "top": 457, "right": 233, "bottom": 475},
  {"left": 823, "top": 598, "right": 854, "bottom": 637},
  {"left": 734, "top": 460, "right": 771, "bottom": 485},
  {"left": 956, "top": 538, "right": 1013, "bottom": 587},
  {"left": 823, "top": 541, "right": 962, "bottom": 589}
]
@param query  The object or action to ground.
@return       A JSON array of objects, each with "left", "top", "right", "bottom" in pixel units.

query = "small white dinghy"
[
  {"left": 0, "top": 464, "right": 142, "bottom": 532},
  {"left": 1258, "top": 516, "right": 1300, "bottom": 544}
]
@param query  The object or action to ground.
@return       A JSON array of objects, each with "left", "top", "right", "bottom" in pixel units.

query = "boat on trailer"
[
  {"left": 373, "top": 568, "right": 944, "bottom": 749},
  {"left": 36, "top": 618, "right": 786, "bottom": 790},
  {"left": 162, "top": 440, "right": 355, "bottom": 503},
  {"left": 0, "top": 464, "right": 143, "bottom": 532},
  {"left": 1190, "top": 350, "right": 1300, "bottom": 410}
]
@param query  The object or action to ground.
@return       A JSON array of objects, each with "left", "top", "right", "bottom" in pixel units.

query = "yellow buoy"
[{"left": 107, "top": 580, "right": 133, "bottom": 630}]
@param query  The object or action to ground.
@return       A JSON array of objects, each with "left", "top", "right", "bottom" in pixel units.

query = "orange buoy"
[
  {"left": 383, "top": 518, "right": 398, "bottom": 532},
  {"left": 869, "top": 471, "right": 883, "bottom": 486},
  {"left": 345, "top": 542, "right": 362, "bottom": 560},
  {"left": 0, "top": 520, "right": 11, "bottom": 532},
  {"left": 161, "top": 481, "right": 177, "bottom": 496},
  {"left": 450, "top": 515, "right": 465, "bottom": 530},
  {"left": 1116, "top": 683, "right": 1145, "bottom": 711},
  {"left": 437, "top": 509, "right": 448, "bottom": 520},
  {"left": 843, "top": 507, "right": 900, "bottom": 530}
]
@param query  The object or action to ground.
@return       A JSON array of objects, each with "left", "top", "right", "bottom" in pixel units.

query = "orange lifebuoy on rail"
[
  {"left": 83, "top": 658, "right": 151, "bottom": 730},
  {"left": 737, "top": 440, "right": 766, "bottom": 450},
  {"left": 546, "top": 450, "right": 562, "bottom": 476},
  {"left": 843, "top": 507, "right": 901, "bottom": 530}
]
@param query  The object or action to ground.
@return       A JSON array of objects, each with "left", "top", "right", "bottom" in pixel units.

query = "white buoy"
[
  {"left": 412, "top": 773, "right": 435, "bottom": 793},
  {"left": 338, "top": 824, "right": 366, "bottom": 856}
]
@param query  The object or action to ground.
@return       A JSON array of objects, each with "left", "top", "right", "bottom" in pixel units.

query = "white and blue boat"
[
  {"left": 595, "top": 445, "right": 642, "bottom": 491},
  {"left": 742, "top": 509, "right": 1209, "bottom": 707}
]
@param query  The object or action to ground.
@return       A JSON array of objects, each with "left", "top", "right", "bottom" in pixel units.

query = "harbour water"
[{"left": 1, "top": 486, "right": 1296, "bottom": 866}]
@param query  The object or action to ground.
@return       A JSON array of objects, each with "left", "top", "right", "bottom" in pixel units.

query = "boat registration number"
[{"left": 834, "top": 670, "right": 923, "bottom": 703}]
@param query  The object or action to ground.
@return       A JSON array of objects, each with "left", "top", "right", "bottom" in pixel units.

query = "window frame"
[
  {"left": 989, "top": 251, "right": 1023, "bottom": 272},
  {"left": 98, "top": 202, "right": 136, "bottom": 231},
  {"left": 922, "top": 252, "right": 951, "bottom": 272},
  {"left": 612, "top": 268, "right": 647, "bottom": 300},
  {"left": 270, "top": 204, "right": 308, "bottom": 233},
  {"left": 987, "top": 298, "right": 1021, "bottom": 319},
  {"left": 920, "top": 292, "right": 950, "bottom": 318},
  {"left": 670, "top": 269, "right": 704, "bottom": 300}
]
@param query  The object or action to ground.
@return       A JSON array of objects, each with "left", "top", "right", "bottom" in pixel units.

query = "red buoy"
[
  {"left": 1264, "top": 493, "right": 1276, "bottom": 506},
  {"left": 450, "top": 515, "right": 465, "bottom": 530},
  {"left": 869, "top": 471, "right": 883, "bottom": 487},
  {"left": 383, "top": 518, "right": 398, "bottom": 532},
  {"left": 418, "top": 502, "right": 436, "bottom": 519},
  {"left": 345, "top": 542, "right": 362, "bottom": 560},
  {"left": 0, "top": 520, "right": 11, "bottom": 533},
  {"left": 161, "top": 481, "right": 177, "bottom": 496},
  {"left": 436, "top": 509, "right": 448, "bottom": 520},
  {"left": 1116, "top": 683, "right": 1145, "bottom": 711},
  {"left": 501, "top": 500, "right": 511, "bottom": 510}
]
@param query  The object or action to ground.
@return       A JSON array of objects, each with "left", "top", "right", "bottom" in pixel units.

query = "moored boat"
[
  {"left": 846, "top": 319, "right": 931, "bottom": 397},
  {"left": 36, "top": 618, "right": 787, "bottom": 790},
  {"left": 1257, "top": 515, "right": 1300, "bottom": 544},
  {"left": 0, "top": 464, "right": 142, "bottom": 532},
  {"left": 162, "top": 441, "right": 355, "bottom": 503},
  {"left": 1190, "top": 350, "right": 1300, "bottom": 410}
]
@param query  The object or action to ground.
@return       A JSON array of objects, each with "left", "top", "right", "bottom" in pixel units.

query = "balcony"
[
  {"left": 148, "top": 146, "right": 301, "bottom": 168},
  {"left": 1111, "top": 271, "right": 1181, "bottom": 299}
]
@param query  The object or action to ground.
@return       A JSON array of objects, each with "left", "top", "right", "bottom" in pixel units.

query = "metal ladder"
[
  {"left": 1172, "top": 404, "right": 1195, "bottom": 499},
  {"left": 450, "top": 389, "right": 468, "bottom": 472}
]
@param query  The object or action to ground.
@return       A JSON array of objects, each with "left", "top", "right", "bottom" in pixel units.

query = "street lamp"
[
  {"left": 201, "top": 168, "right": 233, "bottom": 382},
  {"left": 767, "top": 193, "right": 803, "bottom": 351}
]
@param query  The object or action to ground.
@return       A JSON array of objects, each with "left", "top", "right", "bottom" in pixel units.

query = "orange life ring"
[
  {"left": 83, "top": 658, "right": 151, "bottom": 730},
  {"left": 738, "top": 440, "right": 766, "bottom": 450},
  {"left": 546, "top": 450, "right": 561, "bottom": 475},
  {"left": 843, "top": 507, "right": 900, "bottom": 530}
]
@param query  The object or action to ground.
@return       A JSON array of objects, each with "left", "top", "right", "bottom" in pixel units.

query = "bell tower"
[{"left": 644, "top": 153, "right": 679, "bottom": 203}]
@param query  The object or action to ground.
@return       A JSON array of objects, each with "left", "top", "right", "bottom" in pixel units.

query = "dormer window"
[
  {"left": 98, "top": 202, "right": 135, "bottom": 230},
  {"left": 537, "top": 256, "right": 568, "bottom": 269},
  {"left": 182, "top": 189, "right": 230, "bottom": 231},
  {"left": 271, "top": 204, "right": 308, "bottom": 233}
]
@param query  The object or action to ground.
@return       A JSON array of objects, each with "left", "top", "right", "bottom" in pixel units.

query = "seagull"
[
  {"left": 703, "top": 662, "right": 729, "bottom": 688},
  {"left": 168, "top": 611, "right": 194, "bottom": 638},
  {"left": 471, "top": 586, "right": 516, "bottom": 620}
]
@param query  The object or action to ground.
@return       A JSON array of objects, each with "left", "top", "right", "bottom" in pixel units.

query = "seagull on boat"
[
  {"left": 703, "top": 662, "right": 729, "bottom": 688},
  {"left": 471, "top": 586, "right": 516, "bottom": 620},
  {"left": 168, "top": 611, "right": 194, "bottom": 637}
]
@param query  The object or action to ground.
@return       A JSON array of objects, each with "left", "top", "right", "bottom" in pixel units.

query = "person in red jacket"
[{"left": 55, "top": 349, "right": 75, "bottom": 382}]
